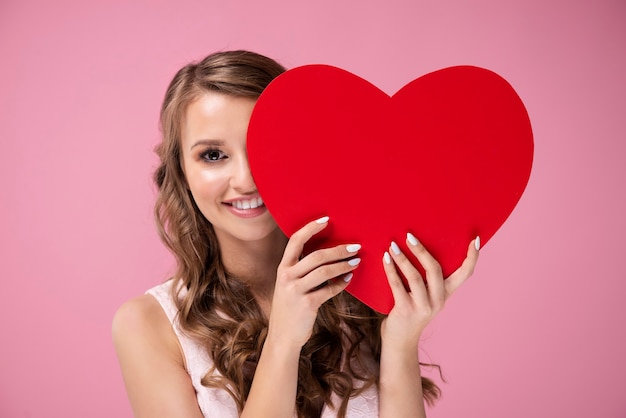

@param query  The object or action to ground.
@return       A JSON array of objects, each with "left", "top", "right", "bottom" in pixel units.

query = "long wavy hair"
[{"left": 153, "top": 50, "right": 440, "bottom": 417}]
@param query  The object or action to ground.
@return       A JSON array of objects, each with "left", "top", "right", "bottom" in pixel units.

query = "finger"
[
  {"left": 305, "top": 272, "right": 353, "bottom": 308},
  {"left": 382, "top": 251, "right": 412, "bottom": 307},
  {"left": 403, "top": 234, "right": 445, "bottom": 310},
  {"left": 387, "top": 242, "right": 429, "bottom": 307},
  {"left": 281, "top": 216, "right": 330, "bottom": 266},
  {"left": 445, "top": 237, "right": 480, "bottom": 298},
  {"left": 297, "top": 257, "right": 361, "bottom": 292},
  {"left": 290, "top": 243, "right": 361, "bottom": 279}
]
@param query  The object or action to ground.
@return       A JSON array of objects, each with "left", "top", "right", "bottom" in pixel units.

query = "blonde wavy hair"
[{"left": 153, "top": 50, "right": 440, "bottom": 417}]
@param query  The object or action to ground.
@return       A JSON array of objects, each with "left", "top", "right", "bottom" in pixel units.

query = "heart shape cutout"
[{"left": 247, "top": 65, "right": 533, "bottom": 314}]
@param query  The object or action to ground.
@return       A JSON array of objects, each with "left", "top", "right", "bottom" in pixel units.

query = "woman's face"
[{"left": 180, "top": 92, "right": 280, "bottom": 245}]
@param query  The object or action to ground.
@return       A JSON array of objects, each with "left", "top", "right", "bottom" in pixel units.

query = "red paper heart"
[{"left": 247, "top": 65, "right": 533, "bottom": 314}]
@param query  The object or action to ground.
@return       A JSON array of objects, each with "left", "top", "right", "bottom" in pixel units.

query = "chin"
[
  {"left": 217, "top": 222, "right": 283, "bottom": 245},
  {"left": 241, "top": 225, "right": 283, "bottom": 243}
]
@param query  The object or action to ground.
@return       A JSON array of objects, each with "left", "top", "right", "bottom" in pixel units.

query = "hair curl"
[{"left": 153, "top": 50, "right": 440, "bottom": 417}]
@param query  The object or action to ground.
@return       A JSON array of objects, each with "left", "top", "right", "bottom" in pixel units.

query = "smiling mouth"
[{"left": 225, "top": 196, "right": 265, "bottom": 210}]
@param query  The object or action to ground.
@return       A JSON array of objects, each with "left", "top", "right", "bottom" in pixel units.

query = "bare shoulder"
[
  {"left": 112, "top": 294, "right": 177, "bottom": 352},
  {"left": 112, "top": 292, "right": 185, "bottom": 373},
  {"left": 112, "top": 293, "right": 202, "bottom": 417}
]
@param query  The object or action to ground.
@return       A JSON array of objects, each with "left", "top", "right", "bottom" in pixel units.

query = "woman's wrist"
[
  {"left": 380, "top": 337, "right": 421, "bottom": 370},
  {"left": 380, "top": 325, "right": 423, "bottom": 353},
  {"left": 264, "top": 330, "right": 304, "bottom": 357}
]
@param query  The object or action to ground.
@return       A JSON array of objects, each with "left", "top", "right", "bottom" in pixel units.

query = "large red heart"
[{"left": 247, "top": 65, "right": 533, "bottom": 314}]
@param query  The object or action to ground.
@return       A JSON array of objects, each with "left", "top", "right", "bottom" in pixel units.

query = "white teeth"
[{"left": 230, "top": 197, "right": 264, "bottom": 210}]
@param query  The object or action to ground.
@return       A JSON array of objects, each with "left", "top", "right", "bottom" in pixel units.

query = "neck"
[{"left": 216, "top": 227, "right": 288, "bottom": 307}]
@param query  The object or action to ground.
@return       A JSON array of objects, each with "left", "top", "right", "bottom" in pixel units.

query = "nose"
[{"left": 230, "top": 153, "right": 257, "bottom": 193}]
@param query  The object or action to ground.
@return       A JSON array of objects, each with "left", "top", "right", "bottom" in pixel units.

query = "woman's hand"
[
  {"left": 378, "top": 234, "right": 479, "bottom": 418},
  {"left": 266, "top": 216, "right": 361, "bottom": 349},
  {"left": 381, "top": 233, "right": 480, "bottom": 349},
  {"left": 243, "top": 216, "right": 360, "bottom": 418}
]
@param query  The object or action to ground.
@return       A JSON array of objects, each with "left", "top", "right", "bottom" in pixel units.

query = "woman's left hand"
[{"left": 380, "top": 234, "right": 480, "bottom": 350}]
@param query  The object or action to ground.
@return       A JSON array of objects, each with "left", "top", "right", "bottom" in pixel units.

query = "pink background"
[{"left": 1, "top": 0, "right": 624, "bottom": 416}]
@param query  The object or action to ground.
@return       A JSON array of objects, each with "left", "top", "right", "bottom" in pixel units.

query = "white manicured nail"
[
  {"left": 348, "top": 258, "right": 361, "bottom": 266},
  {"left": 383, "top": 252, "right": 391, "bottom": 264},
  {"left": 390, "top": 241, "right": 401, "bottom": 255},
  {"left": 407, "top": 232, "right": 419, "bottom": 246},
  {"left": 475, "top": 236, "right": 481, "bottom": 251},
  {"left": 343, "top": 272, "right": 353, "bottom": 282},
  {"left": 315, "top": 216, "right": 329, "bottom": 224},
  {"left": 346, "top": 244, "right": 361, "bottom": 253}
]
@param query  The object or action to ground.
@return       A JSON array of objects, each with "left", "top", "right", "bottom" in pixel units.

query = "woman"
[{"left": 113, "top": 50, "right": 479, "bottom": 418}]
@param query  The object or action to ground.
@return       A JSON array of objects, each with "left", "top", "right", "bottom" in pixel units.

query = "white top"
[{"left": 147, "top": 279, "right": 379, "bottom": 417}]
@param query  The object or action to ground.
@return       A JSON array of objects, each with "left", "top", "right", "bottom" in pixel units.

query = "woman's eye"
[{"left": 202, "top": 149, "right": 226, "bottom": 162}]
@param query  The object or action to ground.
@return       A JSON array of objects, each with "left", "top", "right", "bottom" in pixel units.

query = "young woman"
[{"left": 113, "top": 50, "right": 479, "bottom": 418}]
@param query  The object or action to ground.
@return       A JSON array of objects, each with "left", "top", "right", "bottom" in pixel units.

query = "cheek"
[{"left": 186, "top": 167, "right": 228, "bottom": 206}]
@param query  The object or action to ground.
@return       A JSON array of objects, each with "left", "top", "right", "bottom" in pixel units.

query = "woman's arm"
[
  {"left": 242, "top": 217, "right": 360, "bottom": 417},
  {"left": 379, "top": 234, "right": 479, "bottom": 418},
  {"left": 112, "top": 294, "right": 204, "bottom": 418}
]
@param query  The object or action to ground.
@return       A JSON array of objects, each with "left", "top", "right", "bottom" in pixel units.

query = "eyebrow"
[{"left": 190, "top": 139, "right": 225, "bottom": 150}]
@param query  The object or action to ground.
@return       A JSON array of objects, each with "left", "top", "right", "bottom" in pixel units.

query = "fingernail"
[
  {"left": 343, "top": 272, "right": 353, "bottom": 282},
  {"left": 475, "top": 236, "right": 481, "bottom": 251},
  {"left": 390, "top": 241, "right": 401, "bottom": 255},
  {"left": 407, "top": 232, "right": 419, "bottom": 246},
  {"left": 348, "top": 257, "right": 361, "bottom": 266},
  {"left": 346, "top": 244, "right": 361, "bottom": 253},
  {"left": 315, "top": 216, "right": 329, "bottom": 224},
  {"left": 383, "top": 252, "right": 391, "bottom": 264}
]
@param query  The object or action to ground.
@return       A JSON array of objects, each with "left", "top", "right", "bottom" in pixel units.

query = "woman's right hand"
[
  {"left": 266, "top": 216, "right": 361, "bottom": 349},
  {"left": 243, "top": 216, "right": 360, "bottom": 418}
]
